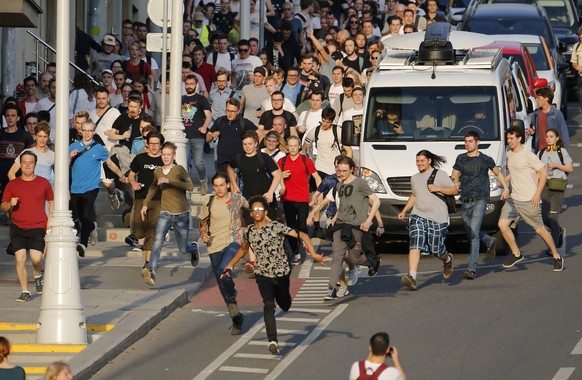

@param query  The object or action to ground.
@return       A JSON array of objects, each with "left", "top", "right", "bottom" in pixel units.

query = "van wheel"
[{"left": 493, "top": 230, "right": 508, "bottom": 256}]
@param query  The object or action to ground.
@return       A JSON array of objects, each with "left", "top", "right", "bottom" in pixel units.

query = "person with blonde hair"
[
  {"left": 0, "top": 336, "right": 25, "bottom": 379},
  {"left": 44, "top": 361, "right": 72, "bottom": 380}
]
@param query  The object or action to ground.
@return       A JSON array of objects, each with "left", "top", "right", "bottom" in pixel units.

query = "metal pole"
[
  {"left": 240, "top": 0, "right": 250, "bottom": 40},
  {"left": 259, "top": 0, "right": 265, "bottom": 49},
  {"left": 163, "top": 0, "right": 188, "bottom": 167},
  {"left": 160, "top": 0, "right": 168, "bottom": 133},
  {"left": 37, "top": 0, "right": 87, "bottom": 345}
]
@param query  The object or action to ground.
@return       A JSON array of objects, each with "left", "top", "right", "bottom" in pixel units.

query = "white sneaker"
[
  {"left": 89, "top": 222, "right": 98, "bottom": 246},
  {"left": 337, "top": 285, "right": 350, "bottom": 298},
  {"left": 268, "top": 341, "right": 279, "bottom": 355},
  {"left": 347, "top": 266, "right": 359, "bottom": 286}
]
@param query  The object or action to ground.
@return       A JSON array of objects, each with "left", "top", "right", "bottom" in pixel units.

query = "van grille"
[{"left": 387, "top": 176, "right": 411, "bottom": 197}]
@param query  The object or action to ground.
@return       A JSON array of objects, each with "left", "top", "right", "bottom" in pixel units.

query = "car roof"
[
  {"left": 490, "top": 34, "right": 543, "bottom": 44},
  {"left": 481, "top": 40, "right": 527, "bottom": 54},
  {"left": 470, "top": 3, "right": 545, "bottom": 18}
]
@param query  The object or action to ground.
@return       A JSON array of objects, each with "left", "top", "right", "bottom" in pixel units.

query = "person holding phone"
[{"left": 349, "top": 332, "right": 406, "bottom": 380}]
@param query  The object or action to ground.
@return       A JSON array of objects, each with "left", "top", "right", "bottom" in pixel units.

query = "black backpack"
[
  {"left": 427, "top": 169, "right": 457, "bottom": 214},
  {"left": 281, "top": 153, "right": 309, "bottom": 176}
]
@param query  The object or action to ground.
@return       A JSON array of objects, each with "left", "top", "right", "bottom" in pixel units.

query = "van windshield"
[{"left": 364, "top": 86, "right": 500, "bottom": 142}]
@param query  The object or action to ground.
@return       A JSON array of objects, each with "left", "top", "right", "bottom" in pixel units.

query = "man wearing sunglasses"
[{"left": 231, "top": 39, "right": 263, "bottom": 93}]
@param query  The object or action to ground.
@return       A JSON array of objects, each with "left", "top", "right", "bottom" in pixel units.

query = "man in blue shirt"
[
  {"left": 69, "top": 119, "right": 126, "bottom": 257},
  {"left": 451, "top": 131, "right": 510, "bottom": 279}
]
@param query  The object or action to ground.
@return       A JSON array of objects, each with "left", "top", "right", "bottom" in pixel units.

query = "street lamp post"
[
  {"left": 36, "top": 0, "right": 87, "bottom": 344},
  {"left": 163, "top": 0, "right": 188, "bottom": 167}
]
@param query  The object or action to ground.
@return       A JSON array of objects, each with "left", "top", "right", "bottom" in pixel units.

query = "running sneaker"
[
  {"left": 337, "top": 285, "right": 350, "bottom": 298},
  {"left": 16, "top": 291, "right": 32, "bottom": 302},
  {"left": 125, "top": 234, "right": 140, "bottom": 248},
  {"left": 553, "top": 257, "right": 564, "bottom": 272},
  {"left": 485, "top": 238, "right": 497, "bottom": 261},
  {"left": 323, "top": 287, "right": 338, "bottom": 300},
  {"left": 243, "top": 261, "right": 255, "bottom": 274},
  {"left": 268, "top": 341, "right": 279, "bottom": 355},
  {"left": 291, "top": 254, "right": 302, "bottom": 266},
  {"left": 463, "top": 270, "right": 476, "bottom": 280},
  {"left": 190, "top": 251, "right": 200, "bottom": 267},
  {"left": 34, "top": 275, "right": 44, "bottom": 294},
  {"left": 89, "top": 222, "right": 98, "bottom": 246},
  {"left": 108, "top": 191, "right": 120, "bottom": 210},
  {"left": 347, "top": 266, "right": 359, "bottom": 286},
  {"left": 443, "top": 253, "right": 454, "bottom": 279},
  {"left": 368, "top": 258, "right": 381, "bottom": 277},
  {"left": 502, "top": 253, "right": 524, "bottom": 268},
  {"left": 76, "top": 244, "right": 86, "bottom": 258},
  {"left": 401, "top": 275, "right": 417, "bottom": 291},
  {"left": 142, "top": 268, "right": 155, "bottom": 286},
  {"left": 231, "top": 313, "right": 244, "bottom": 336}
]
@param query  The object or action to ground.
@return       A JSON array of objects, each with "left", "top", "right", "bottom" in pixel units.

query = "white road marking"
[
  {"left": 193, "top": 310, "right": 282, "bottom": 380},
  {"left": 264, "top": 304, "right": 349, "bottom": 379},
  {"left": 288, "top": 307, "right": 330, "bottom": 313},
  {"left": 262, "top": 328, "right": 308, "bottom": 335},
  {"left": 233, "top": 353, "right": 282, "bottom": 360},
  {"left": 218, "top": 366, "right": 269, "bottom": 374},
  {"left": 304, "top": 278, "right": 329, "bottom": 282},
  {"left": 298, "top": 259, "right": 312, "bottom": 278},
  {"left": 552, "top": 368, "right": 575, "bottom": 380},
  {"left": 571, "top": 336, "right": 582, "bottom": 354},
  {"left": 248, "top": 340, "right": 297, "bottom": 347},
  {"left": 297, "top": 290, "right": 330, "bottom": 294},
  {"left": 292, "top": 300, "right": 325, "bottom": 304},
  {"left": 313, "top": 266, "right": 331, "bottom": 270},
  {"left": 277, "top": 317, "right": 320, "bottom": 323}
]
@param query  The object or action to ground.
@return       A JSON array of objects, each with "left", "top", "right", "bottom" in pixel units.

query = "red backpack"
[{"left": 357, "top": 361, "right": 389, "bottom": 380}]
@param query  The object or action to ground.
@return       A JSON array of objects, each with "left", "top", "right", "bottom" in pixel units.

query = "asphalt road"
[{"left": 91, "top": 104, "right": 582, "bottom": 380}]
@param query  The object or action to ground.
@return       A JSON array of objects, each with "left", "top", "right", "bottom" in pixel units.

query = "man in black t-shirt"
[
  {"left": 110, "top": 95, "right": 143, "bottom": 174},
  {"left": 227, "top": 131, "right": 281, "bottom": 221},
  {"left": 258, "top": 91, "right": 297, "bottom": 139},
  {"left": 207, "top": 98, "right": 257, "bottom": 172},
  {"left": 0, "top": 105, "right": 34, "bottom": 192},
  {"left": 127, "top": 132, "right": 164, "bottom": 268},
  {"left": 182, "top": 74, "right": 212, "bottom": 195}
]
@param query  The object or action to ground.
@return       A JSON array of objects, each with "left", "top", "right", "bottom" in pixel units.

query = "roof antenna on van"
[
  {"left": 418, "top": 22, "right": 454, "bottom": 74},
  {"left": 431, "top": 65, "right": 436, "bottom": 80}
]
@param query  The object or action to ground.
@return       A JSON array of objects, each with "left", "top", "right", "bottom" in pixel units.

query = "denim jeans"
[
  {"left": 188, "top": 137, "right": 206, "bottom": 180},
  {"left": 209, "top": 242, "right": 240, "bottom": 303},
  {"left": 149, "top": 211, "right": 196, "bottom": 273},
  {"left": 461, "top": 199, "right": 494, "bottom": 272}
]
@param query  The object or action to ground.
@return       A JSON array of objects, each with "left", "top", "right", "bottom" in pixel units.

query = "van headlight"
[
  {"left": 360, "top": 167, "right": 387, "bottom": 193},
  {"left": 489, "top": 173, "right": 499, "bottom": 191}
]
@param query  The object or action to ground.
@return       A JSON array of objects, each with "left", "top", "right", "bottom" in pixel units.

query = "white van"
[{"left": 348, "top": 24, "right": 533, "bottom": 242}]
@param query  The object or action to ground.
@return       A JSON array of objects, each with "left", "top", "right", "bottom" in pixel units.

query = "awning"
[{"left": 0, "top": 0, "right": 43, "bottom": 28}]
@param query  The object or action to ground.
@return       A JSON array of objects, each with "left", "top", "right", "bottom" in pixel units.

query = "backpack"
[
  {"left": 427, "top": 169, "right": 457, "bottom": 214},
  {"left": 538, "top": 147, "right": 565, "bottom": 166},
  {"left": 212, "top": 51, "right": 235, "bottom": 67},
  {"left": 200, "top": 195, "right": 215, "bottom": 234},
  {"left": 356, "top": 361, "right": 389, "bottom": 380},
  {"left": 314, "top": 123, "right": 341, "bottom": 152},
  {"left": 281, "top": 153, "right": 309, "bottom": 176},
  {"left": 235, "top": 152, "right": 273, "bottom": 181}
]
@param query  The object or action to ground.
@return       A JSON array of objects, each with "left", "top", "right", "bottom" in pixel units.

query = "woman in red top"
[{"left": 278, "top": 136, "right": 321, "bottom": 265}]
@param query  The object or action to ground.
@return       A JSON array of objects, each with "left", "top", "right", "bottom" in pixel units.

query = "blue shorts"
[{"left": 408, "top": 214, "right": 448, "bottom": 257}]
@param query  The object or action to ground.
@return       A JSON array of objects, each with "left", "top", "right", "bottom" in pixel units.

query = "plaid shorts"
[{"left": 408, "top": 214, "right": 448, "bottom": 257}]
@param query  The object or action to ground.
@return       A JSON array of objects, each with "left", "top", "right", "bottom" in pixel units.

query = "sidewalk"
[{"left": 0, "top": 227, "right": 213, "bottom": 379}]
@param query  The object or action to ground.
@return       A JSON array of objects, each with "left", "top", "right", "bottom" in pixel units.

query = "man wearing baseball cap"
[{"left": 92, "top": 34, "right": 122, "bottom": 78}]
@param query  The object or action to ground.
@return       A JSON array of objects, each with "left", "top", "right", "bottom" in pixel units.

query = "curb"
[{"left": 69, "top": 264, "right": 213, "bottom": 380}]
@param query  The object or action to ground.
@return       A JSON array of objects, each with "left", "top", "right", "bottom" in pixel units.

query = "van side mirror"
[
  {"left": 526, "top": 96, "right": 536, "bottom": 114},
  {"left": 511, "top": 119, "right": 525, "bottom": 132},
  {"left": 341, "top": 120, "right": 360, "bottom": 147}
]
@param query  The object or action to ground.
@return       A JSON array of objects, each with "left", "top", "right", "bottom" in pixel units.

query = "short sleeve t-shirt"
[
  {"left": 335, "top": 177, "right": 374, "bottom": 225},
  {"left": 111, "top": 114, "right": 142, "bottom": 149},
  {"left": 411, "top": 169, "right": 454, "bottom": 224},
  {"left": 278, "top": 155, "right": 317, "bottom": 203},
  {"left": 304, "top": 125, "right": 343, "bottom": 175},
  {"left": 349, "top": 360, "right": 403, "bottom": 380},
  {"left": 259, "top": 110, "right": 297, "bottom": 131},
  {"left": 130, "top": 153, "right": 164, "bottom": 200},
  {"left": 198, "top": 193, "right": 248, "bottom": 254},
  {"left": 245, "top": 221, "right": 292, "bottom": 277},
  {"left": 209, "top": 117, "right": 257, "bottom": 165},
  {"left": 453, "top": 152, "right": 496, "bottom": 201},
  {"left": 181, "top": 93, "right": 211, "bottom": 139},
  {"left": 69, "top": 140, "right": 110, "bottom": 194},
  {"left": 507, "top": 148, "right": 545, "bottom": 201},
  {"left": 2, "top": 176, "right": 53, "bottom": 229},
  {"left": 16, "top": 147, "right": 55, "bottom": 186},
  {"left": 229, "top": 152, "right": 279, "bottom": 199}
]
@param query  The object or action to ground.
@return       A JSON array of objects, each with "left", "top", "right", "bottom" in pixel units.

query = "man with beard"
[
  {"left": 342, "top": 39, "right": 365, "bottom": 73},
  {"left": 258, "top": 91, "right": 298, "bottom": 139},
  {"left": 109, "top": 95, "right": 143, "bottom": 176},
  {"left": 182, "top": 74, "right": 212, "bottom": 195},
  {"left": 90, "top": 86, "right": 123, "bottom": 211},
  {"left": 128, "top": 132, "right": 164, "bottom": 270}
]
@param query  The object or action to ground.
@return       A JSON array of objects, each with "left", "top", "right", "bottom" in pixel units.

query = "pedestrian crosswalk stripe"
[
  {"left": 219, "top": 366, "right": 269, "bottom": 374},
  {"left": 234, "top": 353, "right": 282, "bottom": 360}
]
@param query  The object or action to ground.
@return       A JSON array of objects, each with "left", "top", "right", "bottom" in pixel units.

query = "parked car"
[
  {"left": 459, "top": 3, "right": 562, "bottom": 64},
  {"left": 492, "top": 34, "right": 570, "bottom": 118},
  {"left": 479, "top": 40, "right": 548, "bottom": 96}
]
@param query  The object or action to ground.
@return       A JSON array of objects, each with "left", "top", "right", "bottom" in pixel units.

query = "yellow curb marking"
[
  {"left": 12, "top": 344, "right": 87, "bottom": 353},
  {"left": 0, "top": 323, "right": 114, "bottom": 331}
]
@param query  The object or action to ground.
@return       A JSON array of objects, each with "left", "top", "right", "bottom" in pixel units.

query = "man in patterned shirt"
[{"left": 223, "top": 195, "right": 326, "bottom": 356}]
